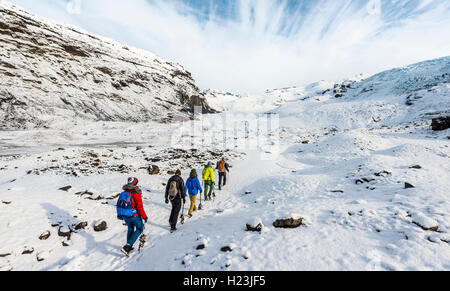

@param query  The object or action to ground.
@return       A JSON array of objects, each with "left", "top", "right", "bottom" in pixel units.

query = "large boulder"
[
  {"left": 431, "top": 117, "right": 450, "bottom": 131},
  {"left": 273, "top": 217, "right": 304, "bottom": 229}
]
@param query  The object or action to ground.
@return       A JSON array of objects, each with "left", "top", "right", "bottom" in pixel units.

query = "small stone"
[
  {"left": 74, "top": 222, "right": 88, "bottom": 230},
  {"left": 221, "top": 246, "right": 233, "bottom": 253},
  {"left": 22, "top": 247, "right": 34, "bottom": 255},
  {"left": 62, "top": 239, "right": 72, "bottom": 247},
  {"left": 39, "top": 231, "right": 51, "bottom": 240},
  {"left": 58, "top": 185, "right": 72, "bottom": 192},
  {"left": 58, "top": 226, "right": 71, "bottom": 239},
  {"left": 196, "top": 244, "right": 206, "bottom": 250},
  {"left": 409, "top": 165, "right": 422, "bottom": 169},
  {"left": 94, "top": 221, "right": 108, "bottom": 232},
  {"left": 246, "top": 223, "right": 263, "bottom": 232},
  {"left": 405, "top": 182, "right": 415, "bottom": 189},
  {"left": 148, "top": 165, "right": 160, "bottom": 175}
]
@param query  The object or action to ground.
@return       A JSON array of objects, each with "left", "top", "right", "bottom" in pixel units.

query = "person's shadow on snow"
[{"left": 41, "top": 203, "right": 122, "bottom": 270}]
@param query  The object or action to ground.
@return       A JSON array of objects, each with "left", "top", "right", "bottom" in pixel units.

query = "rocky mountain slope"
[{"left": 0, "top": 2, "right": 215, "bottom": 130}]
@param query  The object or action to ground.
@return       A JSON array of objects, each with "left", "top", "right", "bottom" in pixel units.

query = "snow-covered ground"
[
  {"left": 1, "top": 56, "right": 449, "bottom": 271},
  {"left": 0, "top": 1, "right": 449, "bottom": 271}
]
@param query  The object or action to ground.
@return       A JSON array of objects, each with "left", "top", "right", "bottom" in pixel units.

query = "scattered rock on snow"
[
  {"left": 74, "top": 222, "right": 88, "bottom": 230},
  {"left": 94, "top": 221, "right": 108, "bottom": 232},
  {"left": 405, "top": 182, "right": 415, "bottom": 189},
  {"left": 1, "top": 200, "right": 12, "bottom": 205},
  {"left": 246, "top": 219, "right": 263, "bottom": 232},
  {"left": 22, "top": 247, "right": 34, "bottom": 255},
  {"left": 58, "top": 226, "right": 72, "bottom": 239},
  {"left": 58, "top": 185, "right": 72, "bottom": 192},
  {"left": 221, "top": 246, "right": 233, "bottom": 253},
  {"left": 36, "top": 251, "right": 49, "bottom": 262},
  {"left": 196, "top": 244, "right": 206, "bottom": 250},
  {"left": 411, "top": 213, "right": 439, "bottom": 232},
  {"left": 106, "top": 193, "right": 120, "bottom": 200},
  {"left": 0, "top": 253, "right": 11, "bottom": 258},
  {"left": 330, "top": 190, "right": 344, "bottom": 193},
  {"left": 148, "top": 165, "right": 160, "bottom": 175},
  {"left": 62, "top": 238, "right": 73, "bottom": 247},
  {"left": 273, "top": 217, "right": 304, "bottom": 229},
  {"left": 246, "top": 223, "right": 263, "bottom": 232},
  {"left": 409, "top": 165, "right": 422, "bottom": 169},
  {"left": 374, "top": 170, "right": 392, "bottom": 177},
  {"left": 39, "top": 231, "right": 51, "bottom": 240}
]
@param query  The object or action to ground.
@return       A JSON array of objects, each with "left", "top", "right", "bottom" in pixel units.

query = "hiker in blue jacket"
[{"left": 185, "top": 169, "right": 203, "bottom": 218}]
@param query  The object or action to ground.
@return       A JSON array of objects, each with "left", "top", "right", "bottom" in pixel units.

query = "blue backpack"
[{"left": 116, "top": 192, "right": 137, "bottom": 220}]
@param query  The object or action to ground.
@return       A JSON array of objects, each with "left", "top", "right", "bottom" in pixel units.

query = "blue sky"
[{"left": 6, "top": 0, "right": 450, "bottom": 93}]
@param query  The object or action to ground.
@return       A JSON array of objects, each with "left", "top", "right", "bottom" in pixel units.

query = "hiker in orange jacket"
[{"left": 216, "top": 157, "right": 230, "bottom": 190}]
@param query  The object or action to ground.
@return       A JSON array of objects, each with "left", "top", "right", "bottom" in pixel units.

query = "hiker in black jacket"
[{"left": 165, "top": 169, "right": 186, "bottom": 232}]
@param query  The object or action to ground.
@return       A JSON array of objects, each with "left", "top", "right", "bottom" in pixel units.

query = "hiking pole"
[
  {"left": 199, "top": 181, "right": 203, "bottom": 210},
  {"left": 138, "top": 225, "right": 147, "bottom": 254},
  {"left": 180, "top": 200, "right": 185, "bottom": 225}
]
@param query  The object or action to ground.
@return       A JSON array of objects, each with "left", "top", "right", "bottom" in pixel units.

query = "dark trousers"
[
  {"left": 218, "top": 172, "right": 227, "bottom": 190},
  {"left": 169, "top": 198, "right": 182, "bottom": 228},
  {"left": 124, "top": 216, "right": 144, "bottom": 247}
]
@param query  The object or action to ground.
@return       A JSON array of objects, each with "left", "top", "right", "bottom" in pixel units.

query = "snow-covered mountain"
[
  {"left": 206, "top": 57, "right": 449, "bottom": 125},
  {"left": 0, "top": 2, "right": 215, "bottom": 130},
  {"left": 274, "top": 56, "right": 450, "bottom": 131}
]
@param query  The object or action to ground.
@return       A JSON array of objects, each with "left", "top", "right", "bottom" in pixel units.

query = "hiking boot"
[
  {"left": 188, "top": 214, "right": 193, "bottom": 218},
  {"left": 121, "top": 244, "right": 133, "bottom": 256},
  {"left": 170, "top": 226, "right": 177, "bottom": 233}
]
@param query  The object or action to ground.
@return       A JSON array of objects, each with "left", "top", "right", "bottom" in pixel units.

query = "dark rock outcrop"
[{"left": 431, "top": 117, "right": 450, "bottom": 131}]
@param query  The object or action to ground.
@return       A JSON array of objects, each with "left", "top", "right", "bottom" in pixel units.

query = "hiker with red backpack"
[
  {"left": 216, "top": 157, "right": 230, "bottom": 191},
  {"left": 117, "top": 177, "right": 148, "bottom": 256},
  {"left": 165, "top": 170, "right": 186, "bottom": 233}
]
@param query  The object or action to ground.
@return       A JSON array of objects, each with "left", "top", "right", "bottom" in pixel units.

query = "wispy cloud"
[{"left": 6, "top": 0, "right": 450, "bottom": 93}]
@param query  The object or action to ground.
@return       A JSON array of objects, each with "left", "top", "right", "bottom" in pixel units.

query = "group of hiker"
[{"left": 117, "top": 158, "right": 231, "bottom": 256}]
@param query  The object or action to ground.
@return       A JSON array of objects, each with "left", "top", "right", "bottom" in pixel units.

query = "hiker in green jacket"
[{"left": 201, "top": 162, "right": 215, "bottom": 201}]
